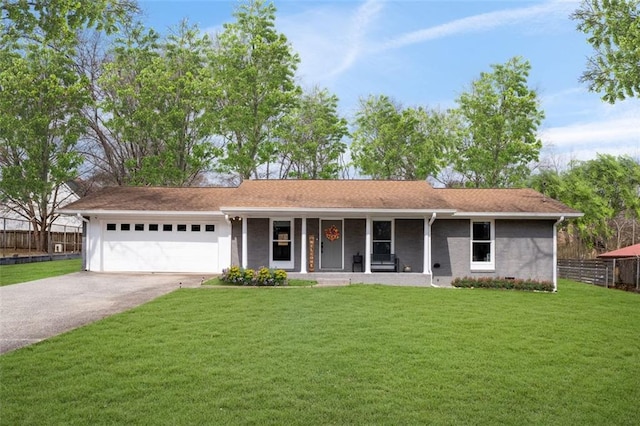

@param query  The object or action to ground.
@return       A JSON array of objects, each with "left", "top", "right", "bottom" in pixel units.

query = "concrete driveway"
[{"left": 0, "top": 272, "right": 204, "bottom": 354}]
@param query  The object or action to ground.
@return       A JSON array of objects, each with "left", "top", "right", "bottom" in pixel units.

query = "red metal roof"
[{"left": 597, "top": 243, "right": 640, "bottom": 258}]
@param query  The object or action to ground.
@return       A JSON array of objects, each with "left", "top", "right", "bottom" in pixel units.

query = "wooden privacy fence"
[
  {"left": 558, "top": 258, "right": 640, "bottom": 289},
  {"left": 1, "top": 216, "right": 82, "bottom": 255},
  {"left": 558, "top": 259, "right": 613, "bottom": 287}
]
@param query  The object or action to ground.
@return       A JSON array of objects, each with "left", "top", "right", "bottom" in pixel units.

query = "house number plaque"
[{"left": 308, "top": 235, "right": 315, "bottom": 272}]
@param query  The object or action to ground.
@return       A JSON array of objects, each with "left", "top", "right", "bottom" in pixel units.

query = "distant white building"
[{"left": 1, "top": 181, "right": 82, "bottom": 231}]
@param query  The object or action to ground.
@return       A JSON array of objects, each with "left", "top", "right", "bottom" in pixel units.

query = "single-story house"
[{"left": 58, "top": 180, "right": 581, "bottom": 288}]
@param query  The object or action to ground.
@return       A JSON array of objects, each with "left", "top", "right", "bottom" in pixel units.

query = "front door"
[{"left": 320, "top": 220, "right": 343, "bottom": 270}]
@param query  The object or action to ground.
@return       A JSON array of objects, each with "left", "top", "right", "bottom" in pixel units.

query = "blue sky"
[{"left": 139, "top": 0, "right": 639, "bottom": 166}]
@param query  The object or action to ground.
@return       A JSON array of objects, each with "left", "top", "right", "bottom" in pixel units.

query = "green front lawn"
[
  {"left": 1, "top": 280, "right": 638, "bottom": 424},
  {"left": 0, "top": 258, "right": 82, "bottom": 286}
]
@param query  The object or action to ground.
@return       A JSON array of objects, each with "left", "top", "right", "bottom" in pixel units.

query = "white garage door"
[{"left": 101, "top": 221, "right": 225, "bottom": 273}]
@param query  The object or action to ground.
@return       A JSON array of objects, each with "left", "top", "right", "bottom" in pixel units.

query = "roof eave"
[
  {"left": 220, "top": 207, "right": 457, "bottom": 216},
  {"left": 57, "top": 209, "right": 225, "bottom": 217},
  {"left": 452, "top": 212, "right": 583, "bottom": 219}
]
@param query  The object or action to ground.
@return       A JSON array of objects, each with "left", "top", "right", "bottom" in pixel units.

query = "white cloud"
[
  {"left": 376, "top": 0, "right": 575, "bottom": 52},
  {"left": 329, "top": 0, "right": 384, "bottom": 77}
]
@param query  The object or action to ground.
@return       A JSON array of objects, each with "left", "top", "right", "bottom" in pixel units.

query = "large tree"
[
  {"left": 0, "top": 44, "right": 88, "bottom": 251},
  {"left": 94, "top": 22, "right": 220, "bottom": 186},
  {"left": 1, "top": 0, "right": 136, "bottom": 252},
  {"left": 213, "top": 0, "right": 300, "bottom": 180},
  {"left": 351, "top": 95, "right": 455, "bottom": 180},
  {"left": 277, "top": 87, "right": 348, "bottom": 179},
  {"left": 452, "top": 56, "right": 544, "bottom": 188},
  {"left": 572, "top": 0, "right": 640, "bottom": 103},
  {"left": 532, "top": 154, "right": 640, "bottom": 252}
]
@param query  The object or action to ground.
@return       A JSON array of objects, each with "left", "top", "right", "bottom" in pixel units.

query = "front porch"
[{"left": 287, "top": 272, "right": 449, "bottom": 287}]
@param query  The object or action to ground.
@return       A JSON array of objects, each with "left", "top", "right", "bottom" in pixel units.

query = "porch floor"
[{"left": 288, "top": 272, "right": 451, "bottom": 287}]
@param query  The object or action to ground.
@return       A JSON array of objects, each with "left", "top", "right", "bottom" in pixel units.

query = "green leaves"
[
  {"left": 277, "top": 87, "right": 348, "bottom": 179},
  {"left": 572, "top": 0, "right": 640, "bottom": 102},
  {"left": 351, "top": 95, "right": 456, "bottom": 180},
  {"left": 532, "top": 154, "right": 640, "bottom": 249},
  {"left": 98, "top": 21, "right": 221, "bottom": 186},
  {"left": 214, "top": 0, "right": 301, "bottom": 180},
  {"left": 452, "top": 57, "right": 544, "bottom": 188}
]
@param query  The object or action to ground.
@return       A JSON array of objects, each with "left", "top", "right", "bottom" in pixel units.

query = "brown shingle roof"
[
  {"left": 59, "top": 181, "right": 581, "bottom": 216},
  {"left": 223, "top": 180, "right": 453, "bottom": 210},
  {"left": 437, "top": 188, "right": 581, "bottom": 215},
  {"left": 60, "top": 186, "right": 235, "bottom": 212}
]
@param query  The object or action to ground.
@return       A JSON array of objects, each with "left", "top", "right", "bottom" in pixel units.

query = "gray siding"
[
  {"left": 432, "top": 219, "right": 470, "bottom": 286},
  {"left": 343, "top": 219, "right": 366, "bottom": 272},
  {"left": 247, "top": 218, "right": 269, "bottom": 269},
  {"left": 431, "top": 219, "right": 555, "bottom": 285},
  {"left": 495, "top": 220, "right": 554, "bottom": 281},
  {"left": 395, "top": 219, "right": 424, "bottom": 273},
  {"left": 307, "top": 219, "right": 320, "bottom": 272}
]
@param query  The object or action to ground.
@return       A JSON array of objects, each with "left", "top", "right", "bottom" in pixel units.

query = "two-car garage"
[{"left": 86, "top": 217, "right": 231, "bottom": 274}]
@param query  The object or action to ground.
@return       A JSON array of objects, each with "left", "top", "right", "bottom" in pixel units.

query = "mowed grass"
[
  {"left": 0, "top": 258, "right": 82, "bottom": 286},
  {"left": 1, "top": 280, "right": 638, "bottom": 425}
]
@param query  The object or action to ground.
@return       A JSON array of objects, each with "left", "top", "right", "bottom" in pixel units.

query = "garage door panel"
[{"left": 102, "top": 221, "right": 225, "bottom": 273}]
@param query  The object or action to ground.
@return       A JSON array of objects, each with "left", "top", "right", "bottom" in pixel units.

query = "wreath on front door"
[{"left": 324, "top": 225, "right": 340, "bottom": 242}]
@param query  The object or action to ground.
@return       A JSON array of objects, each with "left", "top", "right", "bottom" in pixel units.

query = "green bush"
[
  {"left": 220, "top": 266, "right": 287, "bottom": 286},
  {"left": 451, "top": 276, "right": 554, "bottom": 292}
]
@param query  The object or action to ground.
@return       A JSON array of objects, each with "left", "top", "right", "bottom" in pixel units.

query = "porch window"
[
  {"left": 271, "top": 219, "right": 294, "bottom": 269},
  {"left": 372, "top": 220, "right": 392, "bottom": 255},
  {"left": 471, "top": 220, "right": 495, "bottom": 271}
]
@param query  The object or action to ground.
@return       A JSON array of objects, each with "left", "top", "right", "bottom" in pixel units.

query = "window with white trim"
[
  {"left": 270, "top": 219, "right": 294, "bottom": 269},
  {"left": 470, "top": 220, "right": 495, "bottom": 271},
  {"left": 372, "top": 220, "right": 393, "bottom": 255}
]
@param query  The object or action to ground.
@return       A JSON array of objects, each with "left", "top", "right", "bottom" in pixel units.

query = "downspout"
[
  {"left": 425, "top": 213, "right": 436, "bottom": 284},
  {"left": 553, "top": 216, "right": 565, "bottom": 292}
]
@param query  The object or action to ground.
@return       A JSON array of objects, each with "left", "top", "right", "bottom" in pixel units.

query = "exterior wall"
[
  {"left": 246, "top": 218, "right": 269, "bottom": 269},
  {"left": 307, "top": 218, "right": 320, "bottom": 272},
  {"left": 495, "top": 220, "right": 554, "bottom": 281},
  {"left": 395, "top": 219, "right": 424, "bottom": 273},
  {"left": 343, "top": 219, "right": 366, "bottom": 272},
  {"left": 432, "top": 219, "right": 470, "bottom": 286},
  {"left": 431, "top": 219, "right": 555, "bottom": 285},
  {"left": 231, "top": 220, "right": 242, "bottom": 266}
]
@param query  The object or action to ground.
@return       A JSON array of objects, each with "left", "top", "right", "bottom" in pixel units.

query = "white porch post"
[
  {"left": 365, "top": 216, "right": 372, "bottom": 273},
  {"left": 300, "top": 217, "right": 307, "bottom": 273},
  {"left": 241, "top": 216, "right": 248, "bottom": 269},
  {"left": 553, "top": 216, "right": 564, "bottom": 292}
]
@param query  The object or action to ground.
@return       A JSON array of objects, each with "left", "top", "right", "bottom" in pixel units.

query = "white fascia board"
[
  {"left": 56, "top": 209, "right": 225, "bottom": 217},
  {"left": 220, "top": 207, "right": 457, "bottom": 217},
  {"left": 452, "top": 212, "right": 583, "bottom": 219}
]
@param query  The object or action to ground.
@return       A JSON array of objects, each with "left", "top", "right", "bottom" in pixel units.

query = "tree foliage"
[
  {"left": 277, "top": 87, "right": 348, "bottom": 179},
  {"left": 0, "top": 44, "right": 88, "bottom": 251},
  {"left": 572, "top": 0, "right": 640, "bottom": 103},
  {"left": 351, "top": 95, "right": 456, "bottom": 180},
  {"left": 1, "top": 0, "right": 138, "bottom": 46},
  {"left": 95, "top": 22, "right": 220, "bottom": 186},
  {"left": 532, "top": 154, "right": 640, "bottom": 250},
  {"left": 452, "top": 57, "right": 544, "bottom": 188},
  {"left": 213, "top": 0, "right": 300, "bottom": 180}
]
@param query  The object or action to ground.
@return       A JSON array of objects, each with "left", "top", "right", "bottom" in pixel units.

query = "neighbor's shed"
[{"left": 597, "top": 243, "right": 640, "bottom": 290}]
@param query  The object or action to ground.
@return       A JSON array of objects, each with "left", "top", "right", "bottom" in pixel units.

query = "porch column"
[
  {"left": 365, "top": 216, "right": 372, "bottom": 273},
  {"left": 300, "top": 217, "right": 307, "bottom": 273},
  {"left": 241, "top": 216, "right": 248, "bottom": 269}
]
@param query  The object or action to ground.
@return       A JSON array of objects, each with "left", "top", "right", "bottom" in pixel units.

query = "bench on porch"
[{"left": 370, "top": 253, "right": 400, "bottom": 272}]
